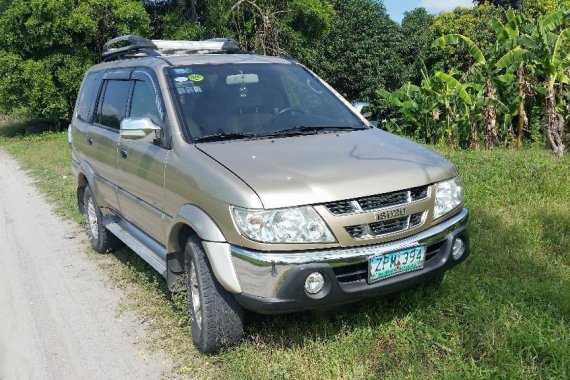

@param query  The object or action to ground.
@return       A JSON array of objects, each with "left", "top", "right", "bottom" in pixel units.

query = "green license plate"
[{"left": 369, "top": 246, "right": 426, "bottom": 283}]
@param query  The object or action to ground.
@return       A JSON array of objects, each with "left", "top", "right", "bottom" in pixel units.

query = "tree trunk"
[
  {"left": 544, "top": 90, "right": 566, "bottom": 157},
  {"left": 469, "top": 120, "right": 480, "bottom": 149},
  {"left": 516, "top": 67, "right": 528, "bottom": 148},
  {"left": 483, "top": 78, "right": 498, "bottom": 150},
  {"left": 445, "top": 103, "right": 457, "bottom": 150}
]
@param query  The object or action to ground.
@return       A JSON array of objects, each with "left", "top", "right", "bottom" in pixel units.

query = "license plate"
[{"left": 369, "top": 246, "right": 426, "bottom": 283}]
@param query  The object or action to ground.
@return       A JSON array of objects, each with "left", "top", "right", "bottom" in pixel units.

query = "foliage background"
[{"left": 0, "top": 0, "right": 567, "bottom": 154}]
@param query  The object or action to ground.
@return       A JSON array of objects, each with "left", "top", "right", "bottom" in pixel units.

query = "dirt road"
[{"left": 0, "top": 149, "right": 173, "bottom": 379}]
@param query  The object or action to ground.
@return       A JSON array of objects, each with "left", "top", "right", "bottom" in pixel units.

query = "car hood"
[{"left": 196, "top": 129, "right": 457, "bottom": 209}]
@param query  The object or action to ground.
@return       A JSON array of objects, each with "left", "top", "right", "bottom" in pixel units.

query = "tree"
[
  {"left": 528, "top": 10, "right": 570, "bottom": 156},
  {"left": 0, "top": 0, "right": 151, "bottom": 124},
  {"left": 306, "top": 0, "right": 405, "bottom": 109},
  {"left": 473, "top": 0, "right": 523, "bottom": 8},
  {"left": 428, "top": 4, "right": 505, "bottom": 72},
  {"left": 145, "top": 0, "right": 205, "bottom": 40},
  {"left": 433, "top": 34, "right": 503, "bottom": 149},
  {"left": 196, "top": 0, "right": 334, "bottom": 57},
  {"left": 493, "top": 11, "right": 535, "bottom": 147},
  {"left": 399, "top": 8, "right": 436, "bottom": 84},
  {"left": 522, "top": 0, "right": 570, "bottom": 19}
]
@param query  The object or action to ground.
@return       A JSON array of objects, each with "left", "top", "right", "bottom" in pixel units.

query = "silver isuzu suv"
[{"left": 69, "top": 36, "right": 470, "bottom": 353}]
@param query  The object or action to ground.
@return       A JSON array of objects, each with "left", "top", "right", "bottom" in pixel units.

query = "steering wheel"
[{"left": 269, "top": 107, "right": 306, "bottom": 123}]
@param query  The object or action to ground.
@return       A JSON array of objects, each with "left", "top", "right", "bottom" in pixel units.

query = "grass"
[{"left": 1, "top": 119, "right": 569, "bottom": 379}]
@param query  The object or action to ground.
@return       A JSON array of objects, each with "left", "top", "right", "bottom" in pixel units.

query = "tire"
[
  {"left": 185, "top": 235, "right": 244, "bottom": 354},
  {"left": 83, "top": 185, "right": 122, "bottom": 253}
]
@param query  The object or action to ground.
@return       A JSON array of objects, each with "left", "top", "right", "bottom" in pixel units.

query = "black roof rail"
[{"left": 102, "top": 35, "right": 242, "bottom": 61}]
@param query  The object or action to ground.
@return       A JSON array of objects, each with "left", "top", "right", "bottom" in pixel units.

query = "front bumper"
[{"left": 230, "top": 208, "right": 470, "bottom": 314}]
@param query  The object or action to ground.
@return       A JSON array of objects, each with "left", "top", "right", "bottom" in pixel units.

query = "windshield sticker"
[
  {"left": 175, "top": 76, "right": 189, "bottom": 83},
  {"left": 173, "top": 68, "right": 192, "bottom": 75},
  {"left": 176, "top": 85, "right": 199, "bottom": 95},
  {"left": 188, "top": 74, "right": 204, "bottom": 82}
]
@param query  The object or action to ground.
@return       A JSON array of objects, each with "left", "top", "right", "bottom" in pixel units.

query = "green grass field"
[{"left": 1, "top": 122, "right": 569, "bottom": 379}]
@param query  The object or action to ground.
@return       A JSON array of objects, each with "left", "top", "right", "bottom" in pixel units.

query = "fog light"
[
  {"left": 305, "top": 272, "right": 325, "bottom": 294},
  {"left": 452, "top": 238, "right": 465, "bottom": 259}
]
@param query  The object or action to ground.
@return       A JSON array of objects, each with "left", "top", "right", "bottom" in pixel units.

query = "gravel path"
[{"left": 0, "top": 148, "right": 173, "bottom": 380}]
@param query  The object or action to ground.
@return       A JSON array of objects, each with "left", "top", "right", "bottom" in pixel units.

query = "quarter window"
[
  {"left": 95, "top": 80, "right": 131, "bottom": 129},
  {"left": 76, "top": 72, "right": 103, "bottom": 122}
]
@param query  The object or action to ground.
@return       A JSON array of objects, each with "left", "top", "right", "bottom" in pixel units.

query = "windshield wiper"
[
  {"left": 193, "top": 132, "right": 257, "bottom": 143},
  {"left": 263, "top": 125, "right": 366, "bottom": 137}
]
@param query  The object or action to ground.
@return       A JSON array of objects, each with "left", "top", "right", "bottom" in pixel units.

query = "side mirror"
[
  {"left": 352, "top": 102, "right": 372, "bottom": 119},
  {"left": 120, "top": 117, "right": 161, "bottom": 140}
]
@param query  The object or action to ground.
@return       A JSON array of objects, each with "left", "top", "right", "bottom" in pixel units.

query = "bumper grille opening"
[
  {"left": 425, "top": 240, "right": 445, "bottom": 262},
  {"left": 325, "top": 186, "right": 429, "bottom": 216},
  {"left": 333, "top": 262, "right": 368, "bottom": 283},
  {"left": 332, "top": 240, "right": 446, "bottom": 284}
]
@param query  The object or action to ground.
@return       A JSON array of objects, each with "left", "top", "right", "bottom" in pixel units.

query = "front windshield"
[{"left": 167, "top": 63, "right": 363, "bottom": 140}]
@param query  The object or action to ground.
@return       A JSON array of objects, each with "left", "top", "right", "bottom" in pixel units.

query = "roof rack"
[{"left": 102, "top": 35, "right": 241, "bottom": 61}]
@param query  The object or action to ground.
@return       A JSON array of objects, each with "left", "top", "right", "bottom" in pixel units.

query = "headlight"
[
  {"left": 433, "top": 177, "right": 464, "bottom": 219},
  {"left": 231, "top": 206, "right": 335, "bottom": 243}
]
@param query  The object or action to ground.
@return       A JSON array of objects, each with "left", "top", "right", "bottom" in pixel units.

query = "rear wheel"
[
  {"left": 184, "top": 236, "right": 244, "bottom": 353},
  {"left": 83, "top": 185, "right": 122, "bottom": 253}
]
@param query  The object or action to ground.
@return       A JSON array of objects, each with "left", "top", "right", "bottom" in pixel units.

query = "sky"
[{"left": 384, "top": 0, "right": 474, "bottom": 23}]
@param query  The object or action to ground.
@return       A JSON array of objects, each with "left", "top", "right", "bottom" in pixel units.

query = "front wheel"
[{"left": 185, "top": 236, "right": 244, "bottom": 353}]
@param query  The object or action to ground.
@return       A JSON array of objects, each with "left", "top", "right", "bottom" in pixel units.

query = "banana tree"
[
  {"left": 433, "top": 70, "right": 474, "bottom": 148},
  {"left": 433, "top": 34, "right": 501, "bottom": 149},
  {"left": 492, "top": 11, "right": 535, "bottom": 148},
  {"left": 379, "top": 71, "right": 444, "bottom": 144},
  {"left": 527, "top": 10, "right": 570, "bottom": 157},
  {"left": 381, "top": 67, "right": 484, "bottom": 148}
]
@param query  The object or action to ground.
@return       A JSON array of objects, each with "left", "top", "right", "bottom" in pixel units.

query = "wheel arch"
[
  {"left": 166, "top": 204, "right": 226, "bottom": 253},
  {"left": 76, "top": 161, "right": 95, "bottom": 214},
  {"left": 166, "top": 205, "right": 242, "bottom": 294}
]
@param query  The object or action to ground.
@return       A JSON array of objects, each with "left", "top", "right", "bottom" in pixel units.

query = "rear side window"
[
  {"left": 94, "top": 80, "right": 131, "bottom": 129},
  {"left": 76, "top": 72, "right": 103, "bottom": 122},
  {"left": 129, "top": 81, "right": 162, "bottom": 125}
]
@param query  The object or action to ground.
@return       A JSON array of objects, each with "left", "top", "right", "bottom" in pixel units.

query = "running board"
[{"left": 104, "top": 217, "right": 167, "bottom": 278}]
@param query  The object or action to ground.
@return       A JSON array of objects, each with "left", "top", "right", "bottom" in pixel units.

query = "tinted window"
[
  {"left": 76, "top": 72, "right": 103, "bottom": 122},
  {"left": 167, "top": 64, "right": 362, "bottom": 138},
  {"left": 129, "top": 81, "right": 162, "bottom": 125},
  {"left": 95, "top": 80, "right": 131, "bottom": 129}
]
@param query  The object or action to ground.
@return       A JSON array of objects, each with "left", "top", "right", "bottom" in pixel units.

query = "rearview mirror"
[
  {"left": 120, "top": 117, "right": 161, "bottom": 140},
  {"left": 352, "top": 102, "right": 372, "bottom": 119},
  {"left": 226, "top": 73, "right": 259, "bottom": 85}
]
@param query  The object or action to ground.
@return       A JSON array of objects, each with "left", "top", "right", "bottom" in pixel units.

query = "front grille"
[
  {"left": 325, "top": 186, "right": 429, "bottom": 216},
  {"left": 345, "top": 212, "right": 425, "bottom": 239},
  {"left": 325, "top": 200, "right": 353, "bottom": 215}
]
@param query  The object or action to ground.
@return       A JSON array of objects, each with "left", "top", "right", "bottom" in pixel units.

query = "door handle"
[
  {"left": 120, "top": 148, "right": 128, "bottom": 159},
  {"left": 87, "top": 137, "right": 93, "bottom": 145}
]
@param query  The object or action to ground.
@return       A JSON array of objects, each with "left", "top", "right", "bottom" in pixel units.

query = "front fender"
[
  {"left": 166, "top": 205, "right": 243, "bottom": 293},
  {"left": 166, "top": 204, "right": 226, "bottom": 252}
]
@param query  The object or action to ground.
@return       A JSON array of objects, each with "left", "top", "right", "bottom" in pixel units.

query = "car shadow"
[
  {"left": 108, "top": 205, "right": 569, "bottom": 358},
  {"left": 240, "top": 206, "right": 570, "bottom": 353}
]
